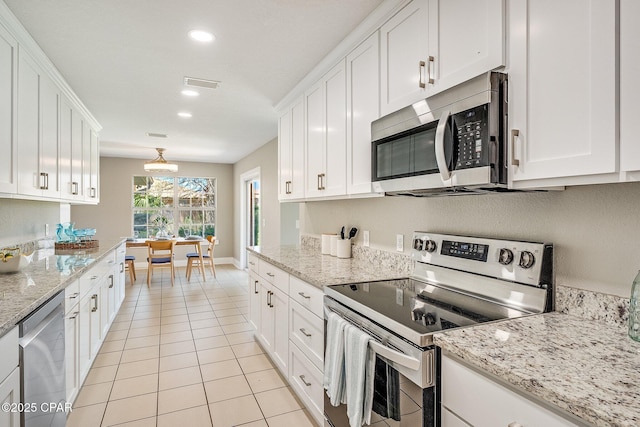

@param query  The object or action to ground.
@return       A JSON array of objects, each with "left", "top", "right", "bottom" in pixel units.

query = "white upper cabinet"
[
  {"left": 16, "top": 48, "right": 41, "bottom": 197},
  {"left": 380, "top": 0, "right": 430, "bottom": 116},
  {"left": 427, "top": 0, "right": 505, "bottom": 97},
  {"left": 508, "top": 0, "right": 616, "bottom": 186},
  {"left": 40, "top": 73, "right": 60, "bottom": 198},
  {"left": 278, "top": 96, "right": 305, "bottom": 201},
  {"left": 305, "top": 60, "right": 347, "bottom": 198},
  {"left": 621, "top": 0, "right": 640, "bottom": 175},
  {"left": 87, "top": 128, "right": 99, "bottom": 202},
  {"left": 380, "top": 0, "right": 505, "bottom": 116},
  {"left": 0, "top": 23, "right": 16, "bottom": 194},
  {"left": 346, "top": 32, "right": 382, "bottom": 196}
]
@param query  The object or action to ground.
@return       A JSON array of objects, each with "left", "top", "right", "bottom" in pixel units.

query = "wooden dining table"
[{"left": 125, "top": 238, "right": 208, "bottom": 278}]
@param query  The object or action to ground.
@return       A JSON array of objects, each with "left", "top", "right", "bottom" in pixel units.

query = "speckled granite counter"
[
  {"left": 0, "top": 239, "right": 125, "bottom": 337},
  {"left": 434, "top": 313, "right": 639, "bottom": 427},
  {"left": 247, "top": 245, "right": 409, "bottom": 289}
]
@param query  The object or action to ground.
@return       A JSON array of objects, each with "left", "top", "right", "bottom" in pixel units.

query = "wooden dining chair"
[
  {"left": 125, "top": 255, "right": 136, "bottom": 285},
  {"left": 185, "top": 235, "right": 216, "bottom": 281},
  {"left": 146, "top": 240, "right": 176, "bottom": 287}
]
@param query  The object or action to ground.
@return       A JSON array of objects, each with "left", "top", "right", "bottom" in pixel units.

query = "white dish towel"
[
  {"left": 344, "top": 323, "right": 376, "bottom": 427},
  {"left": 324, "top": 311, "right": 347, "bottom": 405}
]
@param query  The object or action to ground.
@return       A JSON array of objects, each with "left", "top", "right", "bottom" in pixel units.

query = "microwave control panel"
[{"left": 454, "top": 105, "right": 488, "bottom": 169}]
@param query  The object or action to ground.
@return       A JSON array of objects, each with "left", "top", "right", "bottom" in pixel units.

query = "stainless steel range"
[{"left": 323, "top": 232, "right": 553, "bottom": 427}]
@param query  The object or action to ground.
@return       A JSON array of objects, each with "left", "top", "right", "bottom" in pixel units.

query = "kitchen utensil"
[
  {"left": 348, "top": 227, "right": 358, "bottom": 239},
  {"left": 340, "top": 226, "right": 345, "bottom": 240}
]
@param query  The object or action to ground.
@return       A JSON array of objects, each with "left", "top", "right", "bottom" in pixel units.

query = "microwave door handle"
[{"left": 435, "top": 110, "right": 452, "bottom": 182}]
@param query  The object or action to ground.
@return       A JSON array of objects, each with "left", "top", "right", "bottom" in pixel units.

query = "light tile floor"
[{"left": 67, "top": 265, "right": 316, "bottom": 427}]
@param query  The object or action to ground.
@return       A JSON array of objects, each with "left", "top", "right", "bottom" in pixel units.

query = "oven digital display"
[{"left": 441, "top": 240, "right": 488, "bottom": 262}]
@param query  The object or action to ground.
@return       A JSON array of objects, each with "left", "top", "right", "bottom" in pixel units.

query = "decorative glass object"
[{"left": 629, "top": 271, "right": 640, "bottom": 342}]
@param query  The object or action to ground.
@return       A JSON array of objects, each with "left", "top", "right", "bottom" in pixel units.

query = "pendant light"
[{"left": 144, "top": 148, "right": 178, "bottom": 173}]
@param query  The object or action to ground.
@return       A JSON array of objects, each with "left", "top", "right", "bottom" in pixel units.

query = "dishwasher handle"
[
  {"left": 18, "top": 291, "right": 65, "bottom": 337},
  {"left": 19, "top": 308, "right": 64, "bottom": 349}
]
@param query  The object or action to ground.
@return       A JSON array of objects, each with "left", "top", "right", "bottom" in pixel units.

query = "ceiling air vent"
[
  {"left": 183, "top": 76, "right": 221, "bottom": 90},
  {"left": 146, "top": 132, "right": 168, "bottom": 138}
]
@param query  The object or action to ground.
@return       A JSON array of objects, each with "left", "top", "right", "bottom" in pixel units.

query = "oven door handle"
[
  {"left": 369, "top": 339, "right": 420, "bottom": 371},
  {"left": 435, "top": 109, "right": 452, "bottom": 182}
]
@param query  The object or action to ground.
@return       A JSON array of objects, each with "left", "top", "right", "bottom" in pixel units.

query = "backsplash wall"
[
  {"left": 0, "top": 199, "right": 61, "bottom": 248},
  {"left": 299, "top": 181, "right": 640, "bottom": 298}
]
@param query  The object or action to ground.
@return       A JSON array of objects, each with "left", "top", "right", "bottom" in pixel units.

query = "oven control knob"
[
  {"left": 413, "top": 238, "right": 424, "bottom": 251},
  {"left": 424, "top": 240, "right": 437, "bottom": 253},
  {"left": 519, "top": 251, "right": 535, "bottom": 269},
  {"left": 498, "top": 248, "right": 514, "bottom": 265}
]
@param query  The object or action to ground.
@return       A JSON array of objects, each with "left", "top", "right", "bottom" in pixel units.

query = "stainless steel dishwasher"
[{"left": 19, "top": 290, "right": 66, "bottom": 427}]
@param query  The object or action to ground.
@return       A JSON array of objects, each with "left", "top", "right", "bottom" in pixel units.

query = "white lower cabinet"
[
  {"left": 0, "top": 327, "right": 19, "bottom": 427},
  {"left": 64, "top": 281, "right": 81, "bottom": 403},
  {"left": 248, "top": 256, "right": 324, "bottom": 426},
  {"left": 441, "top": 355, "right": 580, "bottom": 427}
]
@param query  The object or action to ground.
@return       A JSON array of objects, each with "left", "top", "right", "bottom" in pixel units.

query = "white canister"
[
  {"left": 336, "top": 239, "right": 352, "bottom": 259},
  {"left": 321, "top": 234, "right": 335, "bottom": 255},
  {"left": 330, "top": 235, "right": 338, "bottom": 257}
]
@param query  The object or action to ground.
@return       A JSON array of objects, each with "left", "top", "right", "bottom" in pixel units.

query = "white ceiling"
[{"left": 4, "top": 0, "right": 384, "bottom": 164}]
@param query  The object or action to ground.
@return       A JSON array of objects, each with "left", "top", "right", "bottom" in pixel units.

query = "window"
[{"left": 132, "top": 176, "right": 216, "bottom": 238}]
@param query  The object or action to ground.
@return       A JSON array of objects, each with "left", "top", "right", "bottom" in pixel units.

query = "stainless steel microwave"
[{"left": 371, "top": 72, "right": 508, "bottom": 196}]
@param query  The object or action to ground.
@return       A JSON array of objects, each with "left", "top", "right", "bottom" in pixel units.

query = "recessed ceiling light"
[
  {"left": 181, "top": 89, "right": 200, "bottom": 97},
  {"left": 188, "top": 30, "right": 214, "bottom": 43},
  {"left": 178, "top": 112, "right": 192, "bottom": 118}
]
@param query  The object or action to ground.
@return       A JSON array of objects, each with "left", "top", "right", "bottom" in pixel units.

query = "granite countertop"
[
  {"left": 434, "top": 313, "right": 640, "bottom": 427},
  {"left": 247, "top": 245, "right": 408, "bottom": 288},
  {"left": 0, "top": 239, "right": 125, "bottom": 337}
]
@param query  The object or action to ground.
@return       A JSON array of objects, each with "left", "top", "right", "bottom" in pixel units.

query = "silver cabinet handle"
[
  {"left": 90, "top": 187, "right": 96, "bottom": 198},
  {"left": 511, "top": 129, "right": 520, "bottom": 166},
  {"left": 299, "top": 375, "right": 312, "bottom": 387},
  {"left": 68, "top": 311, "right": 79, "bottom": 320},
  {"left": 427, "top": 55, "right": 435, "bottom": 84},
  {"left": 285, "top": 180, "right": 292, "bottom": 194},
  {"left": 266, "top": 272, "right": 275, "bottom": 278},
  {"left": 90, "top": 275, "right": 98, "bottom": 280},
  {"left": 419, "top": 60, "right": 426, "bottom": 88},
  {"left": 68, "top": 292, "right": 79, "bottom": 299},
  {"left": 40, "top": 172, "right": 49, "bottom": 190},
  {"left": 109, "top": 274, "right": 114, "bottom": 288},
  {"left": 249, "top": 261, "right": 255, "bottom": 266},
  {"left": 299, "top": 328, "right": 312, "bottom": 337},
  {"left": 317, "top": 174, "right": 322, "bottom": 190},
  {"left": 72, "top": 181, "right": 79, "bottom": 195},
  {"left": 266, "top": 290, "right": 273, "bottom": 307},
  {"left": 91, "top": 294, "right": 98, "bottom": 312},
  {"left": 120, "top": 262, "right": 124, "bottom": 273},
  {"left": 298, "top": 292, "right": 311, "bottom": 299},
  {"left": 254, "top": 280, "right": 259, "bottom": 294}
]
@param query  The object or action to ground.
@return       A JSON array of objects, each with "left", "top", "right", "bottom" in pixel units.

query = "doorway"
[{"left": 240, "top": 167, "right": 260, "bottom": 269}]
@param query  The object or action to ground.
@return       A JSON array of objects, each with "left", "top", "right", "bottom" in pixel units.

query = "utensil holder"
[
  {"left": 322, "top": 234, "right": 335, "bottom": 255},
  {"left": 336, "top": 239, "right": 352, "bottom": 259}
]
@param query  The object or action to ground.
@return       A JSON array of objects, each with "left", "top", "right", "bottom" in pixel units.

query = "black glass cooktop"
[{"left": 326, "top": 278, "right": 526, "bottom": 336}]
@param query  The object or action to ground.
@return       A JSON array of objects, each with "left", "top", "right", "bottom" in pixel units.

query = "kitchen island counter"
[
  {"left": 434, "top": 312, "right": 639, "bottom": 427},
  {"left": 0, "top": 239, "right": 125, "bottom": 337}
]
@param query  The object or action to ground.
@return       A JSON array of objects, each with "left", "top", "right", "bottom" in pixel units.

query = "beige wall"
[
  {"left": 233, "top": 138, "right": 288, "bottom": 264},
  {"left": 71, "top": 157, "right": 234, "bottom": 258},
  {"left": 300, "top": 182, "right": 640, "bottom": 298},
  {"left": 0, "top": 199, "right": 61, "bottom": 247}
]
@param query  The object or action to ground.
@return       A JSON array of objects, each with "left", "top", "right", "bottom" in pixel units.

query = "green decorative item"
[{"left": 152, "top": 215, "right": 171, "bottom": 239}]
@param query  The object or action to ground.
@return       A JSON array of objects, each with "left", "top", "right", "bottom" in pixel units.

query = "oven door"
[{"left": 323, "top": 296, "right": 439, "bottom": 427}]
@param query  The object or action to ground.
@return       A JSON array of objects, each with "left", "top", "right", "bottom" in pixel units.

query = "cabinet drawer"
[
  {"left": 289, "top": 300, "right": 324, "bottom": 370},
  {"left": 289, "top": 276, "right": 324, "bottom": 318},
  {"left": 78, "top": 259, "right": 111, "bottom": 297},
  {"left": 0, "top": 327, "right": 18, "bottom": 384},
  {"left": 64, "top": 280, "right": 80, "bottom": 314},
  {"left": 248, "top": 253, "right": 259, "bottom": 274},
  {"left": 259, "top": 260, "right": 289, "bottom": 294},
  {"left": 289, "top": 341, "right": 324, "bottom": 426}
]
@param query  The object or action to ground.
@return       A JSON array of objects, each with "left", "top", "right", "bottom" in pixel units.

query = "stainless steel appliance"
[
  {"left": 19, "top": 291, "right": 66, "bottom": 427},
  {"left": 371, "top": 72, "right": 509, "bottom": 196},
  {"left": 324, "top": 232, "right": 553, "bottom": 427}
]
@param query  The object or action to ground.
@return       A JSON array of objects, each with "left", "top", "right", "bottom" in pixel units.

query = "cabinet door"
[
  {"left": 278, "top": 108, "right": 293, "bottom": 200},
  {"left": 305, "top": 81, "right": 325, "bottom": 198},
  {"left": 64, "top": 305, "right": 80, "bottom": 403},
  {"left": 78, "top": 292, "right": 93, "bottom": 380},
  {"left": 87, "top": 129, "right": 99, "bottom": 202},
  {"left": 428, "top": 0, "right": 504, "bottom": 96},
  {"left": 0, "top": 368, "right": 20, "bottom": 427},
  {"left": 39, "top": 74, "right": 60, "bottom": 198},
  {"left": 621, "top": 0, "right": 640, "bottom": 173},
  {"left": 509, "top": 0, "right": 616, "bottom": 184},
  {"left": 0, "top": 24, "right": 17, "bottom": 194},
  {"left": 346, "top": 32, "right": 380, "bottom": 195},
  {"left": 271, "top": 286, "right": 289, "bottom": 374},
  {"left": 323, "top": 60, "right": 347, "bottom": 197},
  {"left": 59, "top": 97, "right": 74, "bottom": 200},
  {"left": 290, "top": 98, "right": 305, "bottom": 199},
  {"left": 82, "top": 121, "right": 91, "bottom": 199},
  {"left": 17, "top": 49, "right": 41, "bottom": 197},
  {"left": 248, "top": 272, "right": 261, "bottom": 331},
  {"left": 380, "top": 0, "right": 430, "bottom": 115},
  {"left": 70, "top": 109, "right": 84, "bottom": 199},
  {"left": 259, "top": 282, "right": 275, "bottom": 353}
]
